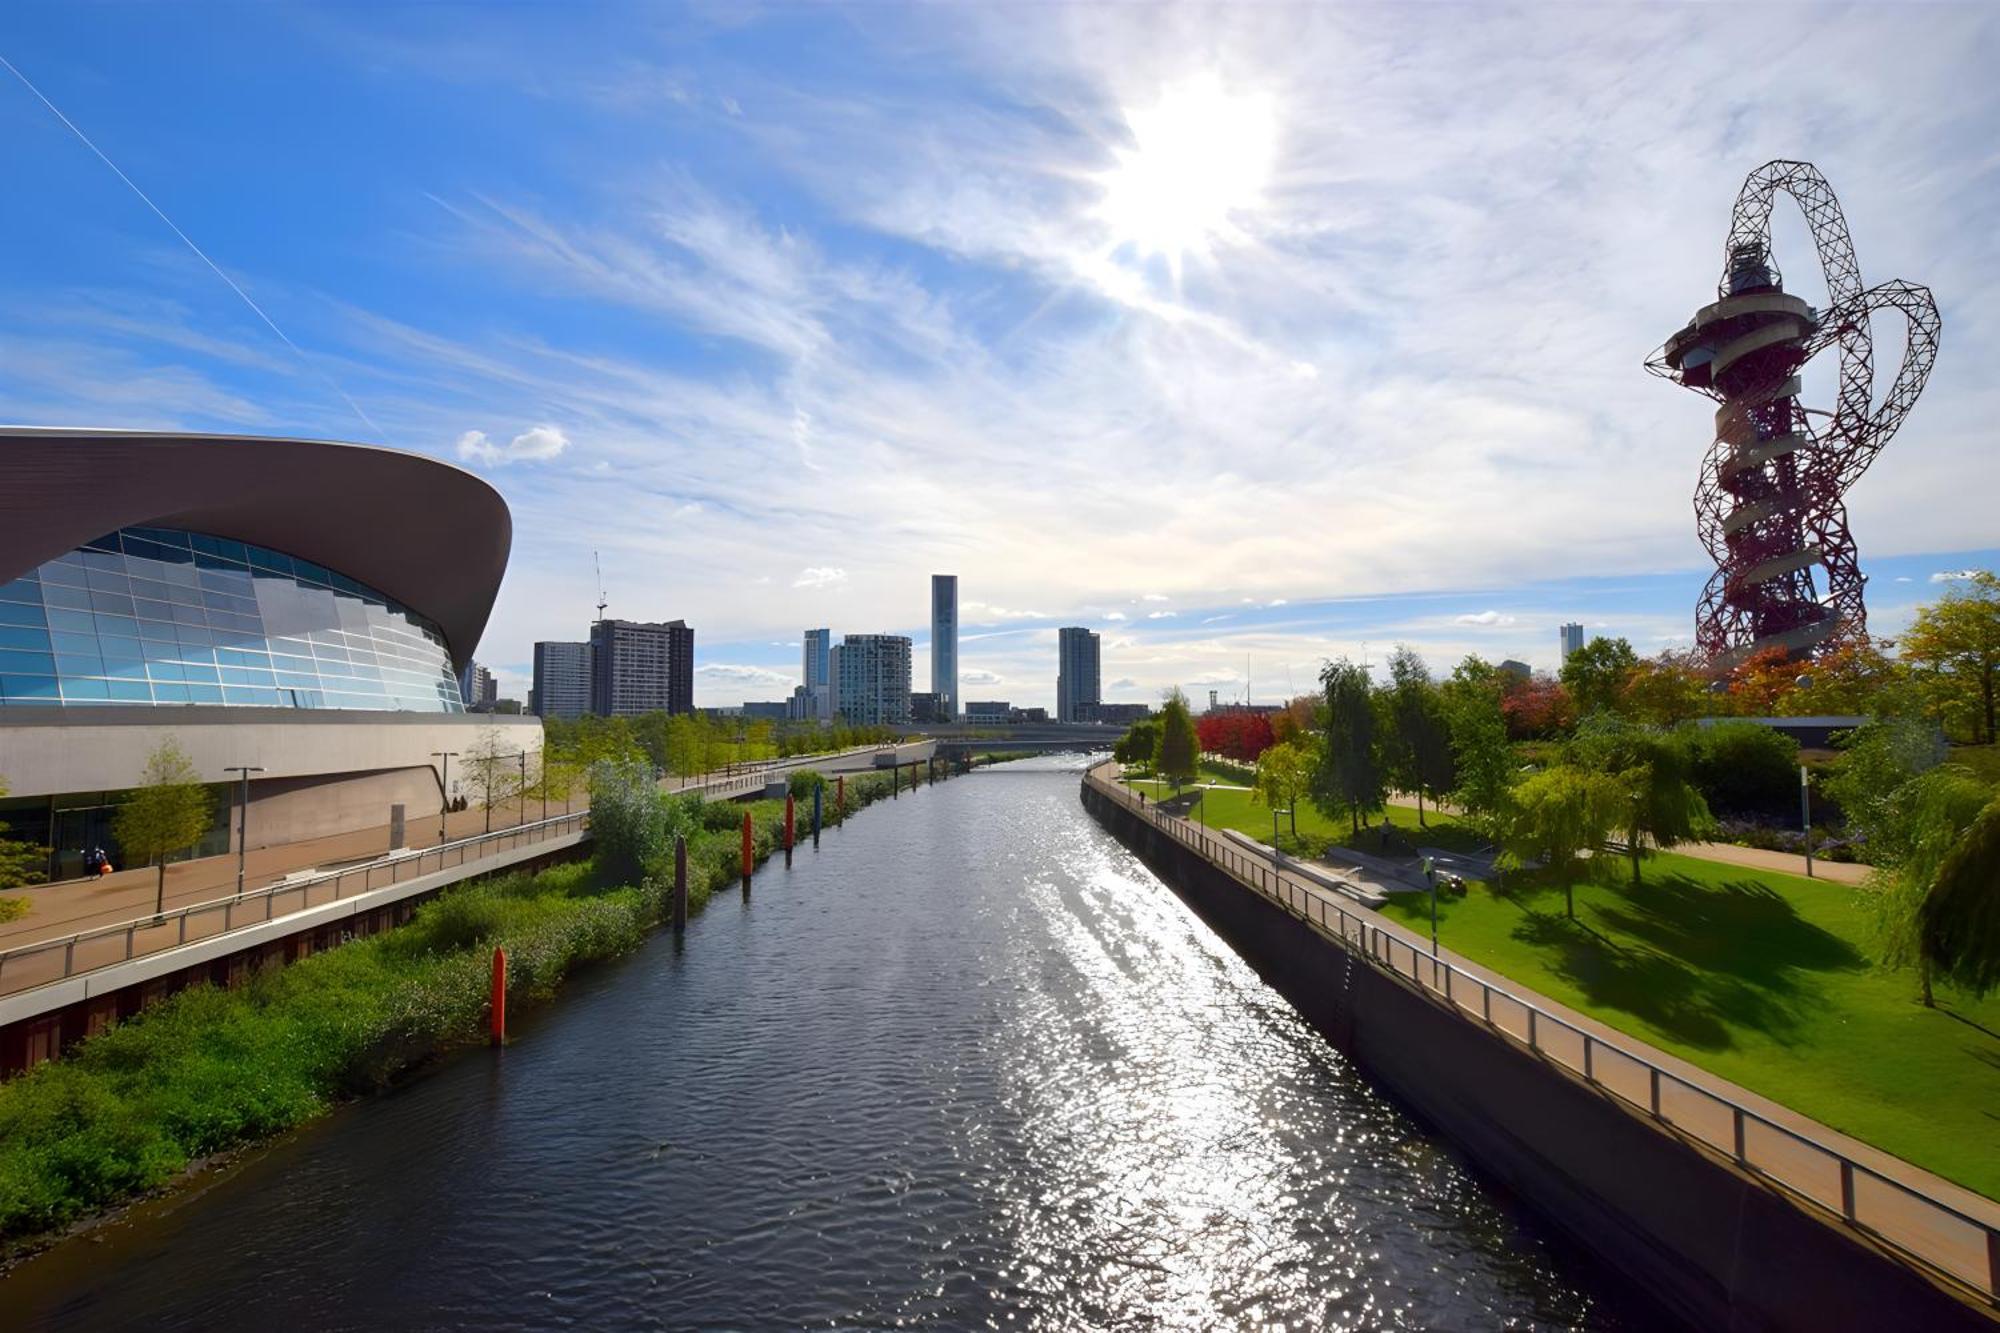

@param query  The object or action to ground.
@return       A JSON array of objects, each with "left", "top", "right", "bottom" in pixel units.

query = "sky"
[{"left": 2, "top": 3, "right": 1996, "bottom": 709}]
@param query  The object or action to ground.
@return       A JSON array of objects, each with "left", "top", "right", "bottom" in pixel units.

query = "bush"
[
  {"left": 788, "top": 768, "right": 826, "bottom": 801},
  {"left": 1689, "top": 720, "right": 1800, "bottom": 818}
]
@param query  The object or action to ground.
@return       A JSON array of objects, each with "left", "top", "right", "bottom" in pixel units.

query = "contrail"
[{"left": 0, "top": 51, "right": 385, "bottom": 440}]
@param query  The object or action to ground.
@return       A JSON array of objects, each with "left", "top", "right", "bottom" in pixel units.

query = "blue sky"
[{"left": 2, "top": 4, "right": 1996, "bottom": 708}]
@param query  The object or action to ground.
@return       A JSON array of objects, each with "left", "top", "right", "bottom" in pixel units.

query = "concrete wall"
[
  {"left": 1081, "top": 782, "right": 1994, "bottom": 1333},
  {"left": 0, "top": 707, "right": 543, "bottom": 850}
]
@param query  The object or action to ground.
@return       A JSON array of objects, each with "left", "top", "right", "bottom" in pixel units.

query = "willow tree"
[{"left": 1922, "top": 794, "right": 2000, "bottom": 999}]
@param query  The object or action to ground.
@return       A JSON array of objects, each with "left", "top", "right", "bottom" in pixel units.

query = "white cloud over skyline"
[{"left": 2, "top": 5, "right": 1996, "bottom": 707}]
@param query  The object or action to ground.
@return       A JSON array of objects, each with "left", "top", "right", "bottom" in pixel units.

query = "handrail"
[
  {"left": 0, "top": 810, "right": 591, "bottom": 995},
  {"left": 1084, "top": 764, "right": 2000, "bottom": 1304}
]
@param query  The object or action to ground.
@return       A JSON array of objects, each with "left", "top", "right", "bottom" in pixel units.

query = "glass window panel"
[
  {"left": 159, "top": 560, "right": 201, "bottom": 588},
  {"left": 105, "top": 658, "right": 149, "bottom": 680},
  {"left": 137, "top": 618, "right": 178, "bottom": 643},
  {"left": 152, "top": 683, "right": 191, "bottom": 704},
  {"left": 0, "top": 602, "right": 47, "bottom": 628},
  {"left": 170, "top": 603, "right": 207, "bottom": 626},
  {"left": 222, "top": 686, "right": 282, "bottom": 707},
  {"left": 54, "top": 653, "right": 104, "bottom": 675},
  {"left": 0, "top": 626, "right": 51, "bottom": 652},
  {"left": 199, "top": 570, "right": 253, "bottom": 596},
  {"left": 89, "top": 593, "right": 136, "bottom": 617},
  {"left": 148, "top": 662, "right": 187, "bottom": 683},
  {"left": 219, "top": 667, "right": 276, "bottom": 687},
  {"left": 179, "top": 664, "right": 220, "bottom": 684},
  {"left": 104, "top": 679, "right": 152, "bottom": 702},
  {"left": 0, "top": 649, "right": 56, "bottom": 674},
  {"left": 247, "top": 546, "right": 295, "bottom": 575},
  {"left": 193, "top": 549, "right": 243, "bottom": 572},
  {"left": 0, "top": 578, "right": 40, "bottom": 604},
  {"left": 174, "top": 625, "right": 213, "bottom": 647},
  {"left": 80, "top": 550, "right": 125, "bottom": 571},
  {"left": 40, "top": 583, "right": 91, "bottom": 610},
  {"left": 293, "top": 558, "right": 332, "bottom": 586},
  {"left": 132, "top": 599, "right": 176, "bottom": 624},
  {"left": 184, "top": 684, "right": 224, "bottom": 704},
  {"left": 61, "top": 679, "right": 111, "bottom": 701},
  {"left": 97, "top": 634, "right": 144, "bottom": 664},
  {"left": 94, "top": 614, "right": 139, "bottom": 639},
  {"left": 46, "top": 608, "right": 96, "bottom": 634},
  {"left": 314, "top": 644, "right": 351, "bottom": 662},
  {"left": 50, "top": 631, "right": 99, "bottom": 654},
  {"left": 0, "top": 675, "right": 61, "bottom": 701},
  {"left": 128, "top": 577, "right": 174, "bottom": 602},
  {"left": 84, "top": 568, "right": 132, "bottom": 594},
  {"left": 274, "top": 671, "right": 320, "bottom": 690}
]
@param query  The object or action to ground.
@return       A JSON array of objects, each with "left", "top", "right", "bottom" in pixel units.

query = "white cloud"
[
  {"left": 1147, "top": 610, "right": 1177, "bottom": 619},
  {"left": 695, "top": 663, "right": 794, "bottom": 689},
  {"left": 1104, "top": 610, "right": 1128, "bottom": 621},
  {"left": 455, "top": 423, "right": 571, "bottom": 465},
  {"left": 1455, "top": 610, "right": 1515, "bottom": 626},
  {"left": 793, "top": 566, "right": 848, "bottom": 588},
  {"left": 1267, "top": 598, "right": 1288, "bottom": 608},
  {"left": 1931, "top": 569, "right": 1980, "bottom": 583},
  {"left": 1141, "top": 593, "right": 1170, "bottom": 602},
  {"left": 962, "top": 668, "right": 1003, "bottom": 685},
  {"left": 1894, "top": 576, "right": 1913, "bottom": 583}
]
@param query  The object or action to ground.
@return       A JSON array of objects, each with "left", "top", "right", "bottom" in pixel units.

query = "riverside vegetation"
[{"left": 0, "top": 761, "right": 916, "bottom": 1251}]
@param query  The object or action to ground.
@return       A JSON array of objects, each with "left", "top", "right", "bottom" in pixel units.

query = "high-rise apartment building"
[
  {"left": 802, "top": 627, "right": 832, "bottom": 720},
  {"left": 530, "top": 640, "right": 594, "bottom": 719},
  {"left": 1056, "top": 627, "right": 1101, "bottom": 723},
  {"left": 834, "top": 633, "right": 911, "bottom": 726},
  {"left": 930, "top": 574, "right": 958, "bottom": 720},
  {"left": 1560, "top": 622, "right": 1586, "bottom": 659},
  {"left": 590, "top": 618, "right": 694, "bottom": 717},
  {"left": 458, "top": 660, "right": 496, "bottom": 713}
]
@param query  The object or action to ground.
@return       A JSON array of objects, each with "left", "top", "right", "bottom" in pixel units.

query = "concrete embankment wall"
[{"left": 1080, "top": 780, "right": 1993, "bottom": 1332}]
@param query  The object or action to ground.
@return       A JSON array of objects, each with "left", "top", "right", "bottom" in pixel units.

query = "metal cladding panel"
[{"left": 0, "top": 429, "right": 510, "bottom": 671}]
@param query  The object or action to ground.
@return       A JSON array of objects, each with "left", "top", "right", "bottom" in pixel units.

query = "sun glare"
[{"left": 1095, "top": 75, "right": 1277, "bottom": 276}]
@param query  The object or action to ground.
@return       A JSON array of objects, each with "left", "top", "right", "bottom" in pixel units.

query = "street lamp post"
[
  {"left": 517, "top": 750, "right": 528, "bottom": 828},
  {"left": 224, "top": 766, "right": 265, "bottom": 898},
  {"left": 1800, "top": 763, "right": 1815, "bottom": 879},
  {"left": 431, "top": 751, "right": 459, "bottom": 843},
  {"left": 1424, "top": 855, "right": 1439, "bottom": 955}
]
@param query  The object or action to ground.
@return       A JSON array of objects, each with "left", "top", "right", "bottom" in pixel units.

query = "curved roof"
[{"left": 0, "top": 429, "right": 511, "bottom": 671}]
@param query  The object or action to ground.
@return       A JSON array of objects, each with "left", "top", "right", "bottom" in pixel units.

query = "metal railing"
[
  {"left": 0, "top": 811, "right": 591, "bottom": 999},
  {"left": 1086, "top": 765, "right": 2000, "bottom": 1304}
]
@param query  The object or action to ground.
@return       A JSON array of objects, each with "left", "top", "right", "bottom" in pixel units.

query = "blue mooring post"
[{"left": 812, "top": 782, "right": 823, "bottom": 846}]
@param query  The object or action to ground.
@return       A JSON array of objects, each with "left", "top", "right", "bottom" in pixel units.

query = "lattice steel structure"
[{"left": 1647, "top": 161, "right": 1940, "bottom": 665}]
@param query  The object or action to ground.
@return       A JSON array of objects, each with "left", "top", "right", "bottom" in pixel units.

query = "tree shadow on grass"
[{"left": 1502, "top": 871, "right": 1866, "bottom": 1053}]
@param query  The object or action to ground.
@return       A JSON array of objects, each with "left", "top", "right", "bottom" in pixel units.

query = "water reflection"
[{"left": 3, "top": 755, "right": 1646, "bottom": 1330}]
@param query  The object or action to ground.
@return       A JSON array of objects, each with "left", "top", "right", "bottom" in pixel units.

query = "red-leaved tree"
[{"left": 1196, "top": 709, "right": 1276, "bottom": 761}]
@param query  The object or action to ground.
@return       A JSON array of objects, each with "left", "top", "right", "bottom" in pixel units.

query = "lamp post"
[
  {"left": 224, "top": 766, "right": 265, "bottom": 897},
  {"left": 1424, "top": 854, "right": 1439, "bottom": 955},
  {"left": 517, "top": 750, "right": 528, "bottom": 828},
  {"left": 431, "top": 751, "right": 459, "bottom": 843},
  {"left": 1800, "top": 763, "right": 1814, "bottom": 879}
]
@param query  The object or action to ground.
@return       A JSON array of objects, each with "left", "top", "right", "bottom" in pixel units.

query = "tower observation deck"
[{"left": 1648, "top": 161, "right": 1940, "bottom": 666}]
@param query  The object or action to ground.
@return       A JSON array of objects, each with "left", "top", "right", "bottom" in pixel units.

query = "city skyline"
[{"left": 3, "top": 8, "right": 1997, "bottom": 710}]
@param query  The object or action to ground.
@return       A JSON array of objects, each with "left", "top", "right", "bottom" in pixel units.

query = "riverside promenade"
[{"left": 1085, "top": 761, "right": 2000, "bottom": 1312}]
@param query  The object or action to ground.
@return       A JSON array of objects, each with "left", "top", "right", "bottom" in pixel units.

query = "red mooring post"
[
  {"left": 741, "top": 810, "right": 754, "bottom": 879},
  {"left": 489, "top": 947, "right": 507, "bottom": 1046},
  {"left": 784, "top": 792, "right": 796, "bottom": 851}
]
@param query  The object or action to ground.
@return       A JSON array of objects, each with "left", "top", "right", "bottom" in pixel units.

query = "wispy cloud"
[
  {"left": 456, "top": 423, "right": 570, "bottom": 465},
  {"left": 1455, "top": 610, "right": 1515, "bottom": 626},
  {"left": 793, "top": 566, "right": 848, "bottom": 589}
]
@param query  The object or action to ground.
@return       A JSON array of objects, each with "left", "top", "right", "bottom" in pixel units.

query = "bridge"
[{"left": 909, "top": 724, "right": 1120, "bottom": 756}]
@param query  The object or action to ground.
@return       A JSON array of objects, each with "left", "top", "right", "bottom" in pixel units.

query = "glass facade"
[{"left": 0, "top": 527, "right": 464, "bottom": 712}]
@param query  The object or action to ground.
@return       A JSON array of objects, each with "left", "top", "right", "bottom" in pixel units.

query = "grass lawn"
[{"left": 1112, "top": 766, "right": 2000, "bottom": 1199}]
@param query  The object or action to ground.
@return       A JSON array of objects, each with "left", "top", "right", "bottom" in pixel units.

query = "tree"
[
  {"left": 1382, "top": 647, "right": 1454, "bottom": 826},
  {"left": 1442, "top": 657, "right": 1515, "bottom": 840},
  {"left": 1902, "top": 570, "right": 2000, "bottom": 743},
  {"left": 1501, "top": 765, "right": 1625, "bottom": 919},
  {"left": 664, "top": 715, "right": 707, "bottom": 782},
  {"left": 1560, "top": 636, "right": 1638, "bottom": 718},
  {"left": 1783, "top": 638, "right": 1910, "bottom": 718},
  {"left": 1822, "top": 716, "right": 1947, "bottom": 855},
  {"left": 463, "top": 725, "right": 525, "bottom": 833},
  {"left": 1155, "top": 689, "right": 1199, "bottom": 791},
  {"left": 1311, "top": 659, "right": 1384, "bottom": 835},
  {"left": 1195, "top": 709, "right": 1275, "bottom": 762},
  {"left": 1621, "top": 651, "right": 1708, "bottom": 728},
  {"left": 1113, "top": 719, "right": 1160, "bottom": 768},
  {"left": 1687, "top": 719, "right": 1801, "bottom": 820},
  {"left": 0, "top": 778, "right": 45, "bottom": 892},
  {"left": 1501, "top": 674, "right": 1574, "bottom": 740},
  {"left": 1866, "top": 768, "right": 1993, "bottom": 1005},
  {"left": 1570, "top": 716, "right": 1713, "bottom": 884},
  {"left": 112, "top": 741, "right": 215, "bottom": 916},
  {"left": 1921, "top": 792, "right": 2000, "bottom": 999},
  {"left": 1253, "top": 738, "right": 1314, "bottom": 840},
  {"left": 1724, "top": 645, "right": 1800, "bottom": 716}
]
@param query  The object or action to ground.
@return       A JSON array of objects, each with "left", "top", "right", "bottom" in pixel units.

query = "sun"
[{"left": 1094, "top": 74, "right": 1278, "bottom": 278}]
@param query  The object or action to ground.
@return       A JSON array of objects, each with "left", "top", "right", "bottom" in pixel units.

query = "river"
[{"left": 4, "top": 756, "right": 1660, "bottom": 1330}]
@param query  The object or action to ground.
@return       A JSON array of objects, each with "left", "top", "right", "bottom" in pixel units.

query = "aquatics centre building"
[{"left": 0, "top": 429, "right": 540, "bottom": 880}]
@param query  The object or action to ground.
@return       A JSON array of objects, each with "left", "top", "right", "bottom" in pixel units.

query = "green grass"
[{"left": 1116, "top": 766, "right": 2000, "bottom": 1198}]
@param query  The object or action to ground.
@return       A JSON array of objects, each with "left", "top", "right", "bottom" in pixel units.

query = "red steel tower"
[{"left": 1649, "top": 161, "right": 1940, "bottom": 665}]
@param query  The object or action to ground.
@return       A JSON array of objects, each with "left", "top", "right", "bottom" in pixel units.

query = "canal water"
[{"left": 5, "top": 757, "right": 1659, "bottom": 1330}]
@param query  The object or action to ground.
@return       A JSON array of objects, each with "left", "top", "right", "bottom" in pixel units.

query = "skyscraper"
[
  {"left": 591, "top": 618, "right": 694, "bottom": 716},
  {"left": 802, "top": 627, "right": 832, "bottom": 720},
  {"left": 1560, "top": 622, "right": 1586, "bottom": 659},
  {"left": 834, "top": 634, "right": 911, "bottom": 726},
  {"left": 1057, "top": 627, "right": 1101, "bottom": 724},
  {"left": 931, "top": 574, "right": 958, "bottom": 720},
  {"left": 530, "top": 640, "right": 594, "bottom": 719},
  {"left": 458, "top": 661, "right": 496, "bottom": 712}
]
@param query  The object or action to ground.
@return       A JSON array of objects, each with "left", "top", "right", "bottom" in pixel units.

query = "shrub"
[
  {"left": 788, "top": 768, "right": 826, "bottom": 802},
  {"left": 1688, "top": 720, "right": 1800, "bottom": 818}
]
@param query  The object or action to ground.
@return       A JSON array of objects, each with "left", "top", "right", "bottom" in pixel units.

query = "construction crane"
[
  {"left": 1647, "top": 161, "right": 1941, "bottom": 666},
  {"left": 593, "top": 550, "right": 609, "bottom": 623}
]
